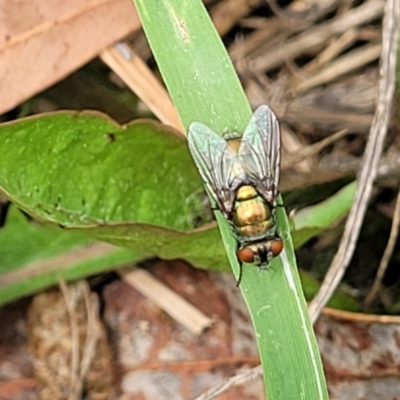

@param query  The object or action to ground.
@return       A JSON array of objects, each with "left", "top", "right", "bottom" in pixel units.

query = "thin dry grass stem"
[
  {"left": 29, "top": 281, "right": 115, "bottom": 399},
  {"left": 193, "top": 365, "right": 262, "bottom": 400},
  {"left": 281, "top": 124, "right": 313, "bottom": 172},
  {"left": 231, "top": 0, "right": 339, "bottom": 65},
  {"left": 303, "top": 29, "right": 358, "bottom": 73},
  {"left": 59, "top": 280, "right": 83, "bottom": 400},
  {"left": 238, "top": 16, "right": 269, "bottom": 29},
  {"left": 100, "top": 42, "right": 184, "bottom": 134},
  {"left": 320, "top": 151, "right": 400, "bottom": 180},
  {"left": 79, "top": 283, "right": 100, "bottom": 386},
  {"left": 364, "top": 185, "right": 400, "bottom": 307},
  {"left": 59, "top": 281, "right": 106, "bottom": 400},
  {"left": 283, "top": 128, "right": 349, "bottom": 169},
  {"left": 295, "top": 43, "right": 382, "bottom": 93},
  {"left": 308, "top": 0, "right": 400, "bottom": 324},
  {"left": 118, "top": 266, "right": 213, "bottom": 334},
  {"left": 251, "top": 1, "right": 384, "bottom": 72},
  {"left": 235, "top": 3, "right": 381, "bottom": 150},
  {"left": 211, "top": 0, "right": 261, "bottom": 36},
  {"left": 265, "top": 0, "right": 338, "bottom": 23},
  {"left": 230, "top": 18, "right": 281, "bottom": 62}
]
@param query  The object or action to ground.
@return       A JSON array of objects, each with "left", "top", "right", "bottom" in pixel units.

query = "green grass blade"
[
  {"left": 0, "top": 207, "right": 138, "bottom": 306},
  {"left": 292, "top": 181, "right": 357, "bottom": 248},
  {"left": 134, "top": 0, "right": 328, "bottom": 398},
  {"left": 135, "top": 1, "right": 251, "bottom": 132}
]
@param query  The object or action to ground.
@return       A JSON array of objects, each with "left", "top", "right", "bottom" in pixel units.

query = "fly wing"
[
  {"left": 238, "top": 105, "right": 281, "bottom": 204},
  {"left": 188, "top": 121, "right": 245, "bottom": 216}
]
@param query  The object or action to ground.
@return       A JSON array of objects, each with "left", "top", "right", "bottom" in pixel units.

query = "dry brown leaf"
[{"left": 0, "top": 0, "right": 140, "bottom": 114}]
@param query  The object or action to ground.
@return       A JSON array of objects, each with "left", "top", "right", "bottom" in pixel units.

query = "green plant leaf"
[
  {"left": 0, "top": 111, "right": 230, "bottom": 265},
  {"left": 0, "top": 206, "right": 138, "bottom": 306},
  {"left": 0, "top": 112, "right": 233, "bottom": 304},
  {"left": 300, "top": 270, "right": 359, "bottom": 311},
  {"left": 291, "top": 181, "right": 357, "bottom": 248},
  {"left": 0, "top": 112, "right": 205, "bottom": 230}
]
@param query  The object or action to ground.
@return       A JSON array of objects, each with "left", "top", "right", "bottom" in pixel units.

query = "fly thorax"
[{"left": 236, "top": 185, "right": 257, "bottom": 201}]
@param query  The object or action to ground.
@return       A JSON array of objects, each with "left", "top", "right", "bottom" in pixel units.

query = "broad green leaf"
[
  {"left": 0, "top": 112, "right": 206, "bottom": 230},
  {"left": 0, "top": 110, "right": 230, "bottom": 271},
  {"left": 0, "top": 111, "right": 232, "bottom": 305}
]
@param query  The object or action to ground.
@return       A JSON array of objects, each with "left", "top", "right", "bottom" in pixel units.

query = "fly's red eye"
[
  {"left": 270, "top": 239, "right": 283, "bottom": 257},
  {"left": 237, "top": 247, "right": 255, "bottom": 263}
]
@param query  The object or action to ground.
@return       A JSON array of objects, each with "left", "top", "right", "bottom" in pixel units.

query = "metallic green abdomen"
[{"left": 233, "top": 187, "right": 275, "bottom": 240}]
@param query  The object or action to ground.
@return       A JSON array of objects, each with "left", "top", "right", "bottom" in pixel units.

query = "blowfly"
[{"left": 187, "top": 105, "right": 282, "bottom": 284}]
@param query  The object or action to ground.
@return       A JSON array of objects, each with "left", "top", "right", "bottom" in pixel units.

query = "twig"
[
  {"left": 252, "top": 1, "right": 384, "bottom": 71},
  {"left": 265, "top": 0, "right": 337, "bottom": 23},
  {"left": 59, "top": 280, "right": 83, "bottom": 400},
  {"left": 230, "top": 0, "right": 339, "bottom": 62},
  {"left": 192, "top": 365, "right": 262, "bottom": 400},
  {"left": 309, "top": 0, "right": 400, "bottom": 323},
  {"left": 303, "top": 29, "right": 358, "bottom": 72},
  {"left": 100, "top": 42, "right": 184, "bottom": 134},
  {"left": 364, "top": 184, "right": 400, "bottom": 307},
  {"left": 283, "top": 128, "right": 348, "bottom": 169},
  {"left": 295, "top": 43, "right": 381, "bottom": 93},
  {"left": 119, "top": 266, "right": 213, "bottom": 334},
  {"left": 211, "top": 0, "right": 260, "bottom": 36},
  {"left": 79, "top": 282, "right": 100, "bottom": 385}
]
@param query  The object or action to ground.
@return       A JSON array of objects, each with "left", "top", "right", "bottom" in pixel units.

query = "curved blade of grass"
[
  {"left": 300, "top": 270, "right": 359, "bottom": 311},
  {"left": 291, "top": 181, "right": 357, "bottom": 248},
  {"left": 0, "top": 206, "right": 138, "bottom": 306},
  {"left": 134, "top": 0, "right": 328, "bottom": 398}
]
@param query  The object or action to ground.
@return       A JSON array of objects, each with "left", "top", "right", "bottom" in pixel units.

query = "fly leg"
[
  {"left": 236, "top": 259, "right": 243, "bottom": 287},
  {"left": 235, "top": 241, "right": 244, "bottom": 286}
]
